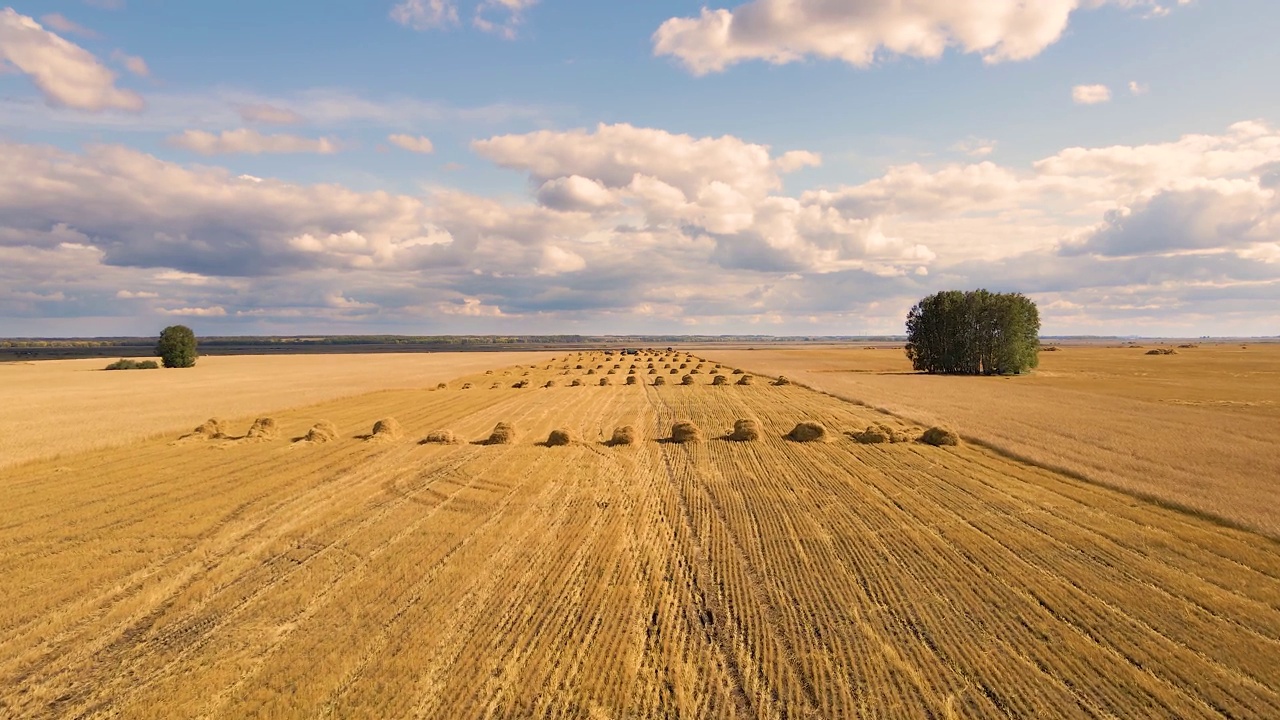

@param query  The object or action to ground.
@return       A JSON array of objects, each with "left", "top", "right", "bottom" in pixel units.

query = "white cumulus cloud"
[{"left": 0, "top": 8, "right": 143, "bottom": 111}]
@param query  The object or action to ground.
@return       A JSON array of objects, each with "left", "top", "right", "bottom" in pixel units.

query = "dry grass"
[
  {"left": 702, "top": 344, "right": 1280, "bottom": 537},
  {"left": 3, "top": 353, "right": 1277, "bottom": 717}
]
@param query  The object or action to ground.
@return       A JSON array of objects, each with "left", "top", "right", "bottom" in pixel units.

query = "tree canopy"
[
  {"left": 904, "top": 290, "right": 1040, "bottom": 375},
  {"left": 155, "top": 325, "right": 198, "bottom": 368}
]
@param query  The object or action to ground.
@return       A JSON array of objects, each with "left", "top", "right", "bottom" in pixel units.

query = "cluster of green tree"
[
  {"left": 905, "top": 290, "right": 1041, "bottom": 375},
  {"left": 156, "top": 325, "right": 198, "bottom": 368},
  {"left": 103, "top": 359, "right": 160, "bottom": 370}
]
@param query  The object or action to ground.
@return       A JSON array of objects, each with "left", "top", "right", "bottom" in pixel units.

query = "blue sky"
[{"left": 1, "top": 0, "right": 1278, "bottom": 337}]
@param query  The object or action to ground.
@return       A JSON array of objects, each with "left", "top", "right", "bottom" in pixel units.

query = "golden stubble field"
[
  {"left": 703, "top": 343, "right": 1280, "bottom": 539},
  {"left": 0, "top": 352, "right": 551, "bottom": 470},
  {"left": 1, "top": 350, "right": 1278, "bottom": 718}
]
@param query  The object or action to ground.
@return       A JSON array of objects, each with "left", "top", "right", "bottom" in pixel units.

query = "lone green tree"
[
  {"left": 904, "top": 290, "right": 1040, "bottom": 375},
  {"left": 155, "top": 325, "right": 199, "bottom": 368}
]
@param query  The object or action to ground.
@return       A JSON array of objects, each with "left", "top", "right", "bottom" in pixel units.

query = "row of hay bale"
[{"left": 420, "top": 419, "right": 960, "bottom": 447}]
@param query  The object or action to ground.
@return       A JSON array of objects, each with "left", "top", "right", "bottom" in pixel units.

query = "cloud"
[
  {"left": 159, "top": 306, "right": 227, "bottom": 317},
  {"left": 110, "top": 50, "right": 150, "bottom": 77},
  {"left": 166, "top": 129, "right": 341, "bottom": 155},
  {"left": 653, "top": 0, "right": 1191, "bottom": 75},
  {"left": 390, "top": 0, "right": 459, "bottom": 30},
  {"left": 1129, "top": 80, "right": 1150, "bottom": 95},
  {"left": 387, "top": 133, "right": 435, "bottom": 154},
  {"left": 392, "top": 0, "right": 538, "bottom": 38},
  {"left": 39, "top": 13, "right": 97, "bottom": 38},
  {"left": 1072, "top": 84, "right": 1112, "bottom": 105},
  {"left": 1, "top": 119, "right": 1277, "bottom": 335},
  {"left": 0, "top": 8, "right": 143, "bottom": 111},
  {"left": 235, "top": 103, "right": 307, "bottom": 125},
  {"left": 473, "top": 0, "right": 539, "bottom": 39},
  {"left": 952, "top": 137, "right": 998, "bottom": 157}
]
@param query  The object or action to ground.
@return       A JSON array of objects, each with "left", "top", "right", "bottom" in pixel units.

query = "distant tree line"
[{"left": 905, "top": 290, "right": 1041, "bottom": 375}]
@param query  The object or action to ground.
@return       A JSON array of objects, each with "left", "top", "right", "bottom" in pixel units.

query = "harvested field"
[
  {"left": 0, "top": 352, "right": 549, "bottom": 469},
  {"left": 1, "top": 351, "right": 1278, "bottom": 718},
  {"left": 704, "top": 344, "right": 1280, "bottom": 537}
]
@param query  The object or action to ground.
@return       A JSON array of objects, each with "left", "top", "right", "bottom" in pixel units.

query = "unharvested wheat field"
[
  {"left": 704, "top": 343, "right": 1280, "bottom": 539},
  {"left": 2, "top": 351, "right": 1279, "bottom": 718}
]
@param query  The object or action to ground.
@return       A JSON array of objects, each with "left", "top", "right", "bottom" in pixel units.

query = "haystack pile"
[
  {"left": 599, "top": 377, "right": 612, "bottom": 386},
  {"left": 246, "top": 417, "right": 279, "bottom": 442},
  {"left": 712, "top": 375, "right": 728, "bottom": 386},
  {"left": 774, "top": 376, "right": 792, "bottom": 386},
  {"left": 737, "top": 375, "right": 754, "bottom": 386},
  {"left": 303, "top": 421, "right": 338, "bottom": 443},
  {"left": 626, "top": 376, "right": 638, "bottom": 385},
  {"left": 485, "top": 422, "right": 517, "bottom": 445},
  {"left": 422, "top": 429, "right": 461, "bottom": 445},
  {"left": 670, "top": 420, "right": 704, "bottom": 444},
  {"left": 608, "top": 426, "right": 637, "bottom": 446},
  {"left": 370, "top": 418, "right": 402, "bottom": 441},
  {"left": 189, "top": 418, "right": 226, "bottom": 440},
  {"left": 921, "top": 427, "right": 960, "bottom": 446},
  {"left": 653, "top": 376, "right": 666, "bottom": 386},
  {"left": 852, "top": 423, "right": 914, "bottom": 444},
  {"left": 786, "top": 421, "right": 827, "bottom": 443},
  {"left": 728, "top": 419, "right": 761, "bottom": 442},
  {"left": 1146, "top": 348, "right": 1177, "bottom": 356},
  {"left": 545, "top": 428, "right": 576, "bottom": 446},
  {"left": 681, "top": 375, "right": 695, "bottom": 386}
]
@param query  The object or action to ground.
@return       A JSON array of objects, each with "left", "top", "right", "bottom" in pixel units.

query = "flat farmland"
[
  {"left": 0, "top": 352, "right": 551, "bottom": 470},
  {"left": 2, "top": 352, "right": 1277, "bottom": 718},
  {"left": 703, "top": 344, "right": 1280, "bottom": 538}
]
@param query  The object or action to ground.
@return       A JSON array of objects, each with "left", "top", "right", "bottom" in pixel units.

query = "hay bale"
[
  {"left": 191, "top": 418, "right": 226, "bottom": 439},
  {"left": 681, "top": 374, "right": 695, "bottom": 386},
  {"left": 736, "top": 375, "right": 754, "bottom": 386},
  {"left": 246, "top": 417, "right": 280, "bottom": 442},
  {"left": 607, "top": 369, "right": 617, "bottom": 375},
  {"left": 626, "top": 375, "right": 638, "bottom": 385},
  {"left": 1041, "top": 346, "right": 1061, "bottom": 352},
  {"left": 461, "top": 383, "right": 472, "bottom": 390},
  {"left": 371, "top": 418, "right": 402, "bottom": 441},
  {"left": 485, "top": 369, "right": 494, "bottom": 375},
  {"left": 1146, "top": 348, "right": 1177, "bottom": 356},
  {"left": 599, "top": 377, "right": 612, "bottom": 386},
  {"left": 571, "top": 379, "right": 583, "bottom": 387},
  {"left": 544, "top": 379, "right": 558, "bottom": 388},
  {"left": 545, "top": 428, "right": 576, "bottom": 446},
  {"left": 485, "top": 422, "right": 517, "bottom": 445},
  {"left": 774, "top": 376, "right": 792, "bottom": 386},
  {"left": 670, "top": 368, "right": 679, "bottom": 374},
  {"left": 490, "top": 383, "right": 502, "bottom": 389},
  {"left": 422, "top": 429, "right": 460, "bottom": 445},
  {"left": 653, "top": 375, "right": 666, "bottom": 386},
  {"left": 648, "top": 368, "right": 657, "bottom": 374},
  {"left": 852, "top": 424, "right": 892, "bottom": 444},
  {"left": 608, "top": 425, "right": 637, "bottom": 446},
  {"left": 679, "top": 363, "right": 688, "bottom": 369},
  {"left": 712, "top": 375, "right": 728, "bottom": 386},
  {"left": 302, "top": 421, "right": 338, "bottom": 443},
  {"left": 587, "top": 368, "right": 597, "bottom": 375},
  {"left": 732, "top": 368, "right": 744, "bottom": 374},
  {"left": 670, "top": 420, "right": 703, "bottom": 444},
  {"left": 436, "top": 382, "right": 448, "bottom": 390},
  {"left": 575, "top": 364, "right": 584, "bottom": 369},
  {"left": 921, "top": 427, "right": 960, "bottom": 446},
  {"left": 513, "top": 380, "right": 529, "bottom": 388},
  {"left": 728, "top": 419, "right": 761, "bottom": 442},
  {"left": 786, "top": 421, "right": 827, "bottom": 443},
  {"left": 628, "top": 368, "right": 637, "bottom": 374}
]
